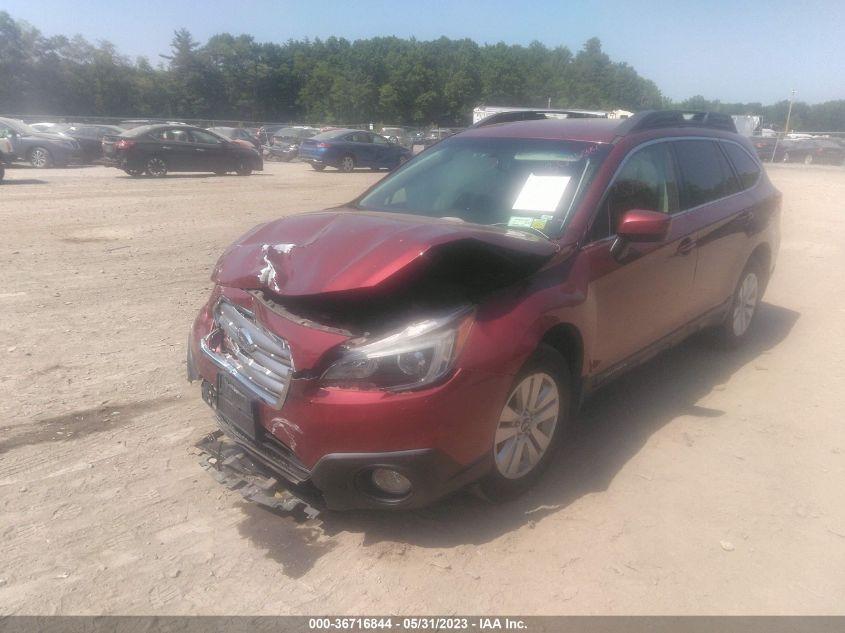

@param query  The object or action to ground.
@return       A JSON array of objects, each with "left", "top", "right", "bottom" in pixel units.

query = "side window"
[
  {"left": 673, "top": 140, "right": 738, "bottom": 209},
  {"left": 155, "top": 128, "right": 189, "bottom": 142},
  {"left": 190, "top": 130, "right": 223, "bottom": 144},
  {"left": 721, "top": 142, "right": 760, "bottom": 190},
  {"left": 348, "top": 132, "right": 370, "bottom": 143},
  {"left": 589, "top": 142, "right": 679, "bottom": 241},
  {"left": 372, "top": 134, "right": 389, "bottom": 145}
]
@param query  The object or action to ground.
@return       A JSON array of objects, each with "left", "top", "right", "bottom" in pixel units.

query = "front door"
[
  {"left": 188, "top": 129, "right": 229, "bottom": 172},
  {"left": 581, "top": 141, "right": 699, "bottom": 375}
]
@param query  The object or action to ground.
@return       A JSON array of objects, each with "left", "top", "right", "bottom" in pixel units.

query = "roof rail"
[
  {"left": 616, "top": 110, "right": 737, "bottom": 135},
  {"left": 471, "top": 108, "right": 608, "bottom": 128}
]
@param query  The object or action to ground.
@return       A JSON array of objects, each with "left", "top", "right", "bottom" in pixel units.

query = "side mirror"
[{"left": 616, "top": 209, "right": 670, "bottom": 243}]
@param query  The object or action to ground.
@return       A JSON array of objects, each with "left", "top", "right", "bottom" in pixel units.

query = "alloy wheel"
[
  {"left": 340, "top": 156, "right": 355, "bottom": 172},
  {"left": 732, "top": 272, "right": 758, "bottom": 337},
  {"left": 146, "top": 157, "right": 167, "bottom": 177},
  {"left": 30, "top": 147, "right": 50, "bottom": 168},
  {"left": 494, "top": 372, "right": 560, "bottom": 479}
]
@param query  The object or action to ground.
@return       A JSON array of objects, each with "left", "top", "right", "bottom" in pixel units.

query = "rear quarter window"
[
  {"left": 721, "top": 142, "right": 761, "bottom": 190},
  {"left": 673, "top": 140, "right": 739, "bottom": 209}
]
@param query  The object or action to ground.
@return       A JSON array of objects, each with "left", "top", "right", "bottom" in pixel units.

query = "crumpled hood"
[{"left": 212, "top": 209, "right": 559, "bottom": 297}]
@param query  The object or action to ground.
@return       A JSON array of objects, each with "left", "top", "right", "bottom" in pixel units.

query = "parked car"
[
  {"left": 256, "top": 124, "right": 288, "bottom": 146},
  {"left": 779, "top": 138, "right": 845, "bottom": 165},
  {"left": 102, "top": 124, "right": 263, "bottom": 177},
  {"left": 58, "top": 124, "right": 125, "bottom": 163},
  {"left": 419, "top": 128, "right": 457, "bottom": 148},
  {"left": 0, "top": 117, "right": 81, "bottom": 168},
  {"left": 0, "top": 135, "right": 13, "bottom": 182},
  {"left": 208, "top": 127, "right": 261, "bottom": 151},
  {"left": 266, "top": 126, "right": 320, "bottom": 161},
  {"left": 298, "top": 129, "right": 412, "bottom": 171},
  {"left": 380, "top": 126, "right": 413, "bottom": 148},
  {"left": 188, "top": 110, "right": 780, "bottom": 511}
]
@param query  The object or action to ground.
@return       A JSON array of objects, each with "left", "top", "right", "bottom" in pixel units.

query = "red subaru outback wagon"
[{"left": 188, "top": 110, "right": 780, "bottom": 510}]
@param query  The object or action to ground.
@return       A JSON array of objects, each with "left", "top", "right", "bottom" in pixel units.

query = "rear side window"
[
  {"left": 589, "top": 142, "right": 679, "bottom": 241},
  {"left": 721, "top": 142, "right": 760, "bottom": 190},
  {"left": 673, "top": 140, "right": 739, "bottom": 209}
]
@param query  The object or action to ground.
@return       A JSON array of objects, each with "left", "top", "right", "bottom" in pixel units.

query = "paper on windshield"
[{"left": 512, "top": 174, "right": 571, "bottom": 213}]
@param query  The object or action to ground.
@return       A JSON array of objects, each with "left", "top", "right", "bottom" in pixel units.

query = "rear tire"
[
  {"left": 236, "top": 161, "right": 252, "bottom": 176},
  {"left": 0, "top": 164, "right": 4, "bottom": 182},
  {"left": 803, "top": 154, "right": 813, "bottom": 165},
  {"left": 145, "top": 156, "right": 167, "bottom": 177},
  {"left": 29, "top": 146, "right": 52, "bottom": 169},
  {"left": 479, "top": 344, "right": 571, "bottom": 502},
  {"left": 338, "top": 154, "right": 355, "bottom": 172},
  {"left": 311, "top": 163, "right": 325, "bottom": 171},
  {"left": 715, "top": 257, "right": 765, "bottom": 347},
  {"left": 124, "top": 168, "right": 144, "bottom": 177}
]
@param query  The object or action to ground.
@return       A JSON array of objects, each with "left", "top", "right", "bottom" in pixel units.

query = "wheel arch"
[
  {"left": 538, "top": 322, "right": 585, "bottom": 410},
  {"left": 748, "top": 242, "right": 772, "bottom": 289}
]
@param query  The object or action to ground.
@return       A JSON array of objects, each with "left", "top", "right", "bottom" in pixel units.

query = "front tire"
[
  {"left": 29, "top": 147, "right": 52, "bottom": 168},
  {"left": 803, "top": 154, "right": 813, "bottom": 165},
  {"left": 236, "top": 161, "right": 252, "bottom": 176},
  {"left": 480, "top": 345, "right": 571, "bottom": 501},
  {"left": 124, "top": 167, "right": 144, "bottom": 177},
  {"left": 311, "top": 163, "right": 325, "bottom": 171},
  {"left": 145, "top": 156, "right": 167, "bottom": 177}
]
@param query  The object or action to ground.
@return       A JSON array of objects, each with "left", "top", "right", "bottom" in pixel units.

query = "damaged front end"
[{"left": 189, "top": 209, "right": 562, "bottom": 510}]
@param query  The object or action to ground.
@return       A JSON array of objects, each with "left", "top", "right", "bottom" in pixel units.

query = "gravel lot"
[{"left": 1, "top": 161, "right": 843, "bottom": 614}]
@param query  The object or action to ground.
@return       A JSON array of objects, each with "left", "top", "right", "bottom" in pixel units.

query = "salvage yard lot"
[{"left": 1, "top": 161, "right": 844, "bottom": 614}]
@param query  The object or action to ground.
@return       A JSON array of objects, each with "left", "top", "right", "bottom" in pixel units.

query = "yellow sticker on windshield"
[
  {"left": 531, "top": 218, "right": 548, "bottom": 230},
  {"left": 508, "top": 216, "right": 533, "bottom": 227}
]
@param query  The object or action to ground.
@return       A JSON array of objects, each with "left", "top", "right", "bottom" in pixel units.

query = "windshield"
[{"left": 357, "top": 137, "right": 607, "bottom": 235}]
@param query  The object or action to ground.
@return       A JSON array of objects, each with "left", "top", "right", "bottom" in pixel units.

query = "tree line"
[{"left": 1, "top": 11, "right": 843, "bottom": 131}]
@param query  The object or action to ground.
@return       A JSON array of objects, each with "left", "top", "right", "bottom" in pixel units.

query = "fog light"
[{"left": 371, "top": 468, "right": 412, "bottom": 496}]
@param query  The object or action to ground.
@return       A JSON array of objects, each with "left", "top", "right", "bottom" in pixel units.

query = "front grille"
[{"left": 201, "top": 299, "right": 294, "bottom": 407}]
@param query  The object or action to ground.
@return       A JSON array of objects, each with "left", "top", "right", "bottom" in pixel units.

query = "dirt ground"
[{"left": 1, "top": 160, "right": 843, "bottom": 615}]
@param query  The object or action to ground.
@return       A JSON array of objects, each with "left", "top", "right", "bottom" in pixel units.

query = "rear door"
[
  {"left": 582, "top": 140, "right": 699, "bottom": 373},
  {"left": 149, "top": 127, "right": 193, "bottom": 170},
  {"left": 671, "top": 139, "right": 749, "bottom": 318}
]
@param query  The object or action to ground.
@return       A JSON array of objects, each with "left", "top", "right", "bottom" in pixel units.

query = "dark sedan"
[
  {"left": 0, "top": 117, "right": 81, "bottom": 168},
  {"left": 103, "top": 124, "right": 263, "bottom": 177},
  {"left": 780, "top": 139, "right": 845, "bottom": 165},
  {"left": 298, "top": 129, "right": 412, "bottom": 172}
]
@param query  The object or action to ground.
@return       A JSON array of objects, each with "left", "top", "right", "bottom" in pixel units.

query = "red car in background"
[{"left": 188, "top": 110, "right": 781, "bottom": 510}]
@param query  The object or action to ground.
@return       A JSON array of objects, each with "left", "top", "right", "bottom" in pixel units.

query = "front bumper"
[{"left": 187, "top": 293, "right": 510, "bottom": 510}]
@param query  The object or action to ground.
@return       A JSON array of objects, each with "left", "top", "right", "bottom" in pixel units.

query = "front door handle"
[
  {"left": 677, "top": 237, "right": 696, "bottom": 255},
  {"left": 161, "top": 145, "right": 171, "bottom": 150}
]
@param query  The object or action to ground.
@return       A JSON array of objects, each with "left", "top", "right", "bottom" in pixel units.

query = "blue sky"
[{"left": 5, "top": 0, "right": 843, "bottom": 103}]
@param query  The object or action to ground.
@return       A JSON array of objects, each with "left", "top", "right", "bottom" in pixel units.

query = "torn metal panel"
[{"left": 196, "top": 431, "right": 321, "bottom": 521}]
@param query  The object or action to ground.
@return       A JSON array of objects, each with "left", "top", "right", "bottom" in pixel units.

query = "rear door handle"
[
  {"left": 161, "top": 145, "right": 171, "bottom": 150},
  {"left": 677, "top": 237, "right": 696, "bottom": 255}
]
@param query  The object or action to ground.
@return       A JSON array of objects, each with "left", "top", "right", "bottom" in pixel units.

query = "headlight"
[{"left": 321, "top": 307, "right": 474, "bottom": 390}]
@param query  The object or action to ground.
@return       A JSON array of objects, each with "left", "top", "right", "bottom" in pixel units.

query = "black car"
[
  {"left": 0, "top": 117, "right": 81, "bottom": 168},
  {"left": 780, "top": 138, "right": 845, "bottom": 165},
  {"left": 103, "top": 124, "right": 263, "bottom": 177},
  {"left": 207, "top": 127, "right": 262, "bottom": 151},
  {"left": 61, "top": 124, "right": 125, "bottom": 163}
]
